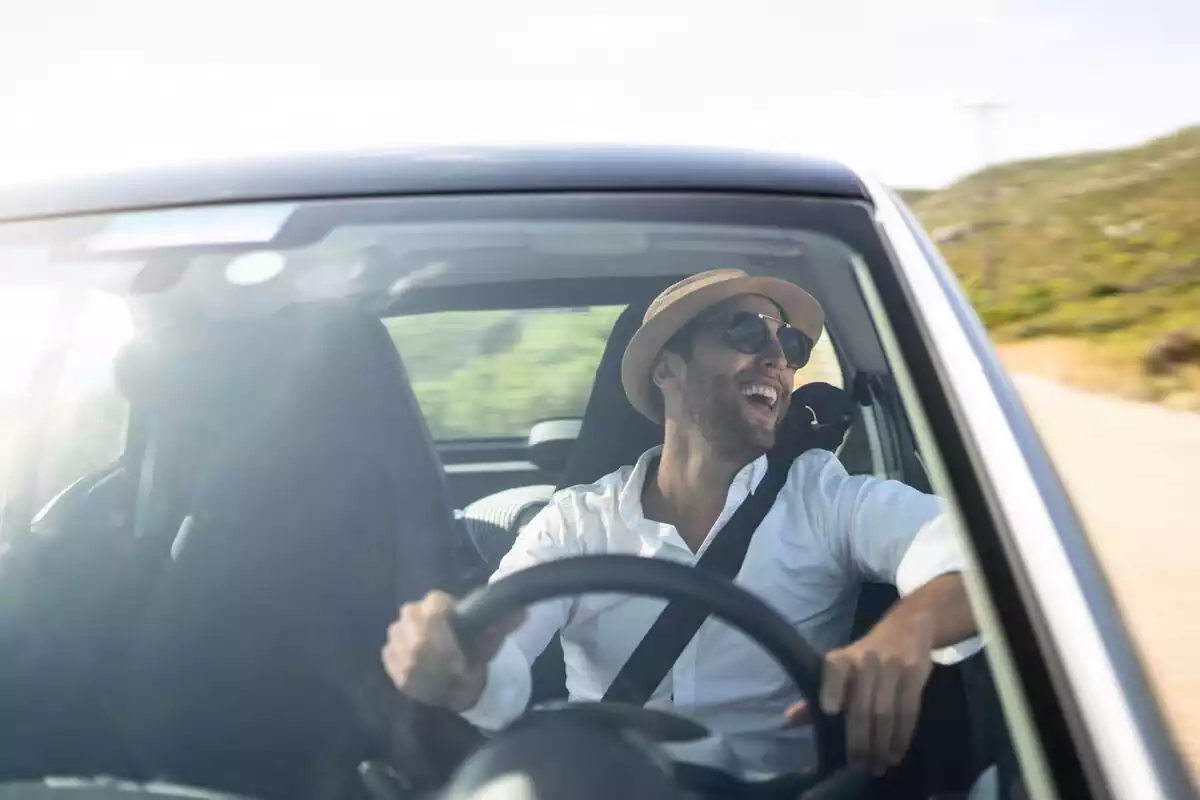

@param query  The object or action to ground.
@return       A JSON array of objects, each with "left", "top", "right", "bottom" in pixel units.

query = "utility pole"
[{"left": 962, "top": 101, "right": 1006, "bottom": 294}]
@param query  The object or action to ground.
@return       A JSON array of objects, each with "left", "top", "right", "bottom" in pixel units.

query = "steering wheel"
[{"left": 449, "top": 554, "right": 868, "bottom": 798}]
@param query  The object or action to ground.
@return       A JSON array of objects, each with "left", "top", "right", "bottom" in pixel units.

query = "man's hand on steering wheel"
[
  {"left": 385, "top": 557, "right": 879, "bottom": 798},
  {"left": 785, "top": 610, "right": 935, "bottom": 776},
  {"left": 382, "top": 590, "right": 525, "bottom": 713}
]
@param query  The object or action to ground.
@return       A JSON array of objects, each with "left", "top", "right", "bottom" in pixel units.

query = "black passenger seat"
[{"left": 123, "top": 306, "right": 484, "bottom": 800}]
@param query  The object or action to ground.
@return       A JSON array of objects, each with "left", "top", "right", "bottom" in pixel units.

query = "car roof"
[{"left": 0, "top": 145, "right": 868, "bottom": 222}]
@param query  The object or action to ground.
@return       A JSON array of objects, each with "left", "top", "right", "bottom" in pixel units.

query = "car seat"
[
  {"left": 0, "top": 321, "right": 301, "bottom": 782},
  {"left": 122, "top": 306, "right": 485, "bottom": 800}
]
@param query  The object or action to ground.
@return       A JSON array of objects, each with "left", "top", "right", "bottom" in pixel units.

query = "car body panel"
[{"left": 0, "top": 146, "right": 865, "bottom": 223}]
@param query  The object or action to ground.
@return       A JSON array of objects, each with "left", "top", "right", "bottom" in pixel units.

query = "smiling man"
[{"left": 383, "top": 268, "right": 980, "bottom": 778}]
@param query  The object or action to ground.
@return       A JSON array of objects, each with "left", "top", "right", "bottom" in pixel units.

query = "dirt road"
[{"left": 1010, "top": 373, "right": 1200, "bottom": 781}]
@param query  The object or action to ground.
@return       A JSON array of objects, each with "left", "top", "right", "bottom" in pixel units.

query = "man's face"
[{"left": 660, "top": 294, "right": 797, "bottom": 461}]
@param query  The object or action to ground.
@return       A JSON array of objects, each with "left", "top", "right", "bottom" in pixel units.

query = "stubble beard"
[{"left": 684, "top": 370, "right": 778, "bottom": 465}]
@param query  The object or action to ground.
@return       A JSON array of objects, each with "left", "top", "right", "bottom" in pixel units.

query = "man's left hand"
[{"left": 784, "top": 613, "right": 934, "bottom": 775}]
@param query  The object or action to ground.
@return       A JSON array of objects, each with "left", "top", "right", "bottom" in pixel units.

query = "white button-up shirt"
[{"left": 462, "top": 446, "right": 980, "bottom": 778}]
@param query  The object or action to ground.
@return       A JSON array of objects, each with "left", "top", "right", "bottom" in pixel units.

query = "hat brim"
[{"left": 621, "top": 275, "right": 825, "bottom": 423}]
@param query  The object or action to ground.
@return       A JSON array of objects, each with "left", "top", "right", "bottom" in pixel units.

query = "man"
[{"left": 383, "top": 268, "right": 980, "bottom": 778}]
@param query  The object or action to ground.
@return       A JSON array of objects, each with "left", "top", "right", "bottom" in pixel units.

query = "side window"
[
  {"left": 389, "top": 308, "right": 845, "bottom": 442},
  {"left": 387, "top": 306, "right": 624, "bottom": 440}
]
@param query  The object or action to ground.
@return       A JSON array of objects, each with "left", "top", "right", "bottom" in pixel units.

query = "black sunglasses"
[{"left": 717, "top": 311, "right": 813, "bottom": 369}]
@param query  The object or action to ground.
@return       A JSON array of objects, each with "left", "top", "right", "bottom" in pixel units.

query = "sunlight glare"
[{"left": 0, "top": 287, "right": 133, "bottom": 398}]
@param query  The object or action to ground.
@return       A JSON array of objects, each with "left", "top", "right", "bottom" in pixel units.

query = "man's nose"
[{"left": 758, "top": 331, "right": 787, "bottom": 365}]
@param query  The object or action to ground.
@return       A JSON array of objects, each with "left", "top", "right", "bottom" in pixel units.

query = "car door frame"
[{"left": 856, "top": 180, "right": 1193, "bottom": 800}]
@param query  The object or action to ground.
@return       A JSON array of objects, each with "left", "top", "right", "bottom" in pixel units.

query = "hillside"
[{"left": 905, "top": 125, "right": 1200, "bottom": 408}]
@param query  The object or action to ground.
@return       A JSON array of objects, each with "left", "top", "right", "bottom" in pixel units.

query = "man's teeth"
[{"left": 740, "top": 384, "right": 779, "bottom": 407}]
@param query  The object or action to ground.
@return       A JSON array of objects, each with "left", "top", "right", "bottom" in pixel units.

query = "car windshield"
[{"left": 0, "top": 191, "right": 1000, "bottom": 799}]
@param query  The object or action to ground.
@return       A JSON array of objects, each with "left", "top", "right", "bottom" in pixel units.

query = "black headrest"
[
  {"left": 557, "top": 297, "right": 662, "bottom": 489},
  {"left": 113, "top": 321, "right": 286, "bottom": 417},
  {"left": 777, "top": 381, "right": 854, "bottom": 455},
  {"left": 192, "top": 306, "right": 458, "bottom": 580},
  {"left": 122, "top": 305, "right": 461, "bottom": 609}
]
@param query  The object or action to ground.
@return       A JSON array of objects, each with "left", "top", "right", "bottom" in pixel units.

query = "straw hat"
[{"left": 621, "top": 268, "right": 824, "bottom": 423}]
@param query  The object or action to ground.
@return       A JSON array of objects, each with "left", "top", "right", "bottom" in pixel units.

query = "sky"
[{"left": 0, "top": 0, "right": 1198, "bottom": 189}]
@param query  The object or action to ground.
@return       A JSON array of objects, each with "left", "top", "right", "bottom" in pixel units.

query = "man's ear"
[
  {"left": 652, "top": 358, "right": 668, "bottom": 389},
  {"left": 652, "top": 352, "right": 680, "bottom": 389}
]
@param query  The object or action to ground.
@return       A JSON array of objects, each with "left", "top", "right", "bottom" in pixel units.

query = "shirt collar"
[{"left": 617, "top": 445, "right": 771, "bottom": 531}]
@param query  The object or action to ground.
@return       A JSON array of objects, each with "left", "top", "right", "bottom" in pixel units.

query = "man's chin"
[
  {"left": 739, "top": 415, "right": 779, "bottom": 454},
  {"left": 753, "top": 429, "right": 778, "bottom": 454},
  {"left": 700, "top": 395, "right": 781, "bottom": 459}
]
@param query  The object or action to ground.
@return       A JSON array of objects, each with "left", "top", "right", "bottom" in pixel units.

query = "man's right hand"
[{"left": 382, "top": 589, "right": 525, "bottom": 712}]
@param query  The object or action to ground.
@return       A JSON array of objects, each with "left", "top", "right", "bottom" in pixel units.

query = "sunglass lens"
[
  {"left": 725, "top": 313, "right": 769, "bottom": 354},
  {"left": 778, "top": 327, "right": 812, "bottom": 369}
]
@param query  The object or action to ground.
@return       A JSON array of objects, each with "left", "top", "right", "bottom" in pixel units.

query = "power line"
[{"left": 962, "top": 101, "right": 1008, "bottom": 293}]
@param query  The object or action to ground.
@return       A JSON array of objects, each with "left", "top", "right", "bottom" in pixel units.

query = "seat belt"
[{"left": 601, "top": 447, "right": 797, "bottom": 706}]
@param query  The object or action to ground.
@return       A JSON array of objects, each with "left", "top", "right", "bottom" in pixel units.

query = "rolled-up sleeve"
[
  {"left": 806, "top": 452, "right": 982, "bottom": 664},
  {"left": 460, "top": 636, "right": 534, "bottom": 730},
  {"left": 460, "top": 498, "right": 577, "bottom": 730}
]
